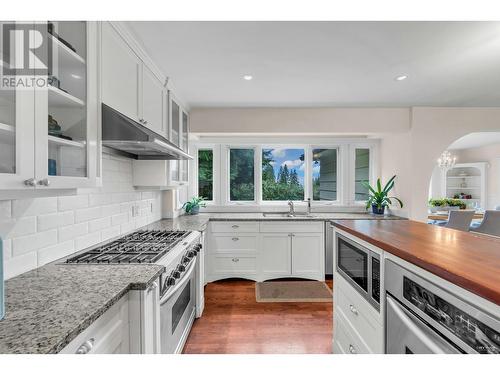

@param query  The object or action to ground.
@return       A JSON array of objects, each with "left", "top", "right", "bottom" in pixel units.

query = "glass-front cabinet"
[
  {"left": 0, "top": 21, "right": 99, "bottom": 193},
  {"left": 168, "top": 91, "right": 189, "bottom": 186}
]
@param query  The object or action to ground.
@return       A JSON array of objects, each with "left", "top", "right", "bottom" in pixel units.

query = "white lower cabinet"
[
  {"left": 261, "top": 233, "right": 292, "bottom": 278},
  {"left": 60, "top": 279, "right": 160, "bottom": 354},
  {"left": 60, "top": 294, "right": 130, "bottom": 354},
  {"left": 207, "top": 221, "right": 325, "bottom": 282}
]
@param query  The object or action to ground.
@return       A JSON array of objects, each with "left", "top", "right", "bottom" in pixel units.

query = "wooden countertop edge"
[{"left": 332, "top": 221, "right": 500, "bottom": 305}]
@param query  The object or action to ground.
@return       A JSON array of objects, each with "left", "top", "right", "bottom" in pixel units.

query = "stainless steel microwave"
[{"left": 335, "top": 233, "right": 380, "bottom": 311}]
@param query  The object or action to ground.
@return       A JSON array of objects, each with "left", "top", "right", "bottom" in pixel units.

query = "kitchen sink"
[{"left": 262, "top": 212, "right": 314, "bottom": 218}]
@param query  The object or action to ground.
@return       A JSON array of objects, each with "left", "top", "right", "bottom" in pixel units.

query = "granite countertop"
[
  {"left": 332, "top": 219, "right": 500, "bottom": 306},
  {"left": 145, "top": 212, "right": 404, "bottom": 232},
  {"left": 0, "top": 263, "right": 163, "bottom": 354}
]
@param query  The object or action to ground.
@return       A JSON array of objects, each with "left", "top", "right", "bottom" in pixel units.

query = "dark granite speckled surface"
[{"left": 0, "top": 263, "right": 163, "bottom": 354}]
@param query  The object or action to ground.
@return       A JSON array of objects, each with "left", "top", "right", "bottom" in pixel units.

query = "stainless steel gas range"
[{"left": 66, "top": 229, "right": 204, "bottom": 354}]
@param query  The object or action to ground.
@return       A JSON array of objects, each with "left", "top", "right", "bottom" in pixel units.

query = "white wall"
[
  {"left": 0, "top": 153, "right": 162, "bottom": 279},
  {"left": 455, "top": 143, "right": 500, "bottom": 209},
  {"left": 190, "top": 107, "right": 410, "bottom": 134}
]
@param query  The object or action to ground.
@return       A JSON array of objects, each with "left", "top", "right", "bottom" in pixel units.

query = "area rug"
[{"left": 255, "top": 280, "right": 333, "bottom": 302}]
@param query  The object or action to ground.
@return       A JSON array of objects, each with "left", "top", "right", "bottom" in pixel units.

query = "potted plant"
[
  {"left": 182, "top": 197, "right": 206, "bottom": 215},
  {"left": 428, "top": 198, "right": 466, "bottom": 212},
  {"left": 362, "top": 175, "right": 403, "bottom": 215}
]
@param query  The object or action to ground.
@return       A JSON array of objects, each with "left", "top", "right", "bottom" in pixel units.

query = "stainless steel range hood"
[{"left": 101, "top": 104, "right": 192, "bottom": 160}]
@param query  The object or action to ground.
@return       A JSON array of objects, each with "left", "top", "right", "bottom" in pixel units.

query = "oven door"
[
  {"left": 386, "top": 295, "right": 461, "bottom": 354},
  {"left": 160, "top": 258, "right": 197, "bottom": 354}
]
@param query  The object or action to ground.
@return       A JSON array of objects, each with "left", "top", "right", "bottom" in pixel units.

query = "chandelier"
[{"left": 437, "top": 150, "right": 456, "bottom": 169}]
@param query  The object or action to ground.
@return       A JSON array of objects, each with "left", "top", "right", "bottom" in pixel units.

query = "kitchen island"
[{"left": 331, "top": 219, "right": 500, "bottom": 354}]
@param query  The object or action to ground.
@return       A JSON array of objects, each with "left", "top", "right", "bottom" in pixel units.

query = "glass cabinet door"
[
  {"left": 180, "top": 111, "right": 189, "bottom": 181},
  {"left": 0, "top": 22, "right": 35, "bottom": 189},
  {"left": 44, "top": 21, "right": 88, "bottom": 181},
  {"left": 170, "top": 96, "right": 180, "bottom": 147}
]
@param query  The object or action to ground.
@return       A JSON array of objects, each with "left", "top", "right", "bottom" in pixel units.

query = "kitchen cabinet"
[
  {"left": 0, "top": 21, "right": 100, "bottom": 193},
  {"left": 206, "top": 221, "right": 325, "bottom": 282},
  {"left": 60, "top": 294, "right": 130, "bottom": 354},
  {"left": 261, "top": 233, "right": 292, "bottom": 278},
  {"left": 101, "top": 22, "right": 167, "bottom": 137},
  {"left": 129, "top": 280, "right": 161, "bottom": 354},
  {"left": 168, "top": 93, "right": 189, "bottom": 186},
  {"left": 101, "top": 21, "right": 141, "bottom": 123}
]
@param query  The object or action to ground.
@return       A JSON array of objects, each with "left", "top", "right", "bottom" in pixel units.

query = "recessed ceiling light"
[
  {"left": 395, "top": 74, "right": 408, "bottom": 81},
  {"left": 243, "top": 75, "right": 253, "bottom": 81},
  {"left": 71, "top": 74, "right": 82, "bottom": 79}
]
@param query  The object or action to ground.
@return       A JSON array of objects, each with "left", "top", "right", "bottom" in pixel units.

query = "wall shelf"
[
  {"left": 48, "top": 85, "right": 85, "bottom": 107},
  {"left": 48, "top": 135, "right": 86, "bottom": 148}
]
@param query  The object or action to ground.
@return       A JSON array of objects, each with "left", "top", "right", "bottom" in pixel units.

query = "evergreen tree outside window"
[
  {"left": 262, "top": 148, "right": 305, "bottom": 201},
  {"left": 229, "top": 148, "right": 255, "bottom": 201},
  {"left": 198, "top": 149, "right": 213, "bottom": 200}
]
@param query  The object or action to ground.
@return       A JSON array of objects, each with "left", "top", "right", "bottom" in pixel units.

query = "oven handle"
[
  {"left": 160, "top": 256, "right": 197, "bottom": 306},
  {"left": 387, "top": 296, "right": 447, "bottom": 354}
]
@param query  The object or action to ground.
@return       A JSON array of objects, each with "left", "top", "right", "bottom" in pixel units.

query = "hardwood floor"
[{"left": 183, "top": 278, "right": 333, "bottom": 354}]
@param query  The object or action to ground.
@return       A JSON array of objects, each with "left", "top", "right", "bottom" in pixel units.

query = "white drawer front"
[
  {"left": 334, "top": 308, "right": 370, "bottom": 354},
  {"left": 211, "top": 221, "right": 259, "bottom": 233},
  {"left": 211, "top": 234, "right": 258, "bottom": 253},
  {"left": 60, "top": 294, "right": 129, "bottom": 354},
  {"left": 336, "top": 281, "right": 383, "bottom": 353},
  {"left": 260, "top": 221, "right": 323, "bottom": 233},
  {"left": 212, "top": 255, "right": 257, "bottom": 274}
]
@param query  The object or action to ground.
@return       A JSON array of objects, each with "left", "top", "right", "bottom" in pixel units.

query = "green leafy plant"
[
  {"left": 428, "top": 198, "right": 466, "bottom": 210},
  {"left": 362, "top": 175, "right": 403, "bottom": 210},
  {"left": 182, "top": 197, "right": 207, "bottom": 214}
]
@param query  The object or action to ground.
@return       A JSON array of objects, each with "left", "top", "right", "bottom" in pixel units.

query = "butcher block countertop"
[{"left": 332, "top": 219, "right": 500, "bottom": 306}]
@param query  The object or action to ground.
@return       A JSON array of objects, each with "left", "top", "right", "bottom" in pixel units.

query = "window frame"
[
  {"left": 224, "top": 145, "right": 258, "bottom": 205},
  {"left": 309, "top": 145, "right": 342, "bottom": 206},
  {"left": 350, "top": 142, "right": 377, "bottom": 206}
]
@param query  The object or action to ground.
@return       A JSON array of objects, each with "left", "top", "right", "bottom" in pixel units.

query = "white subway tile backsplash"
[
  {"left": 4, "top": 252, "right": 38, "bottom": 279},
  {"left": 0, "top": 200, "right": 11, "bottom": 220},
  {"left": 75, "top": 231, "right": 101, "bottom": 251},
  {"left": 75, "top": 207, "right": 102, "bottom": 223},
  {"left": 3, "top": 156, "right": 163, "bottom": 279},
  {"left": 12, "top": 230, "right": 58, "bottom": 257},
  {"left": 37, "top": 211, "right": 75, "bottom": 231},
  {"left": 58, "top": 195, "right": 89, "bottom": 212},
  {"left": 0, "top": 217, "right": 37, "bottom": 239},
  {"left": 58, "top": 222, "right": 88, "bottom": 242},
  {"left": 2, "top": 238, "right": 12, "bottom": 260},
  {"left": 12, "top": 197, "right": 57, "bottom": 218},
  {"left": 37, "top": 241, "right": 75, "bottom": 266},
  {"left": 101, "top": 225, "right": 121, "bottom": 242},
  {"left": 88, "top": 217, "right": 111, "bottom": 233}
]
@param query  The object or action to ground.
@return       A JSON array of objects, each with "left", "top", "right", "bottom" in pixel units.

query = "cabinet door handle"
[
  {"left": 24, "top": 178, "right": 37, "bottom": 187},
  {"left": 232, "top": 237, "right": 239, "bottom": 241},
  {"left": 231, "top": 225, "right": 239, "bottom": 229},
  {"left": 76, "top": 338, "right": 95, "bottom": 354},
  {"left": 38, "top": 178, "right": 50, "bottom": 187},
  {"left": 348, "top": 344, "right": 357, "bottom": 354},
  {"left": 349, "top": 304, "right": 358, "bottom": 315},
  {"left": 232, "top": 258, "right": 239, "bottom": 263}
]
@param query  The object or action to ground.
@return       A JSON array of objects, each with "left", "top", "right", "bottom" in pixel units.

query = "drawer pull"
[
  {"left": 349, "top": 304, "right": 358, "bottom": 315},
  {"left": 232, "top": 258, "right": 240, "bottom": 263},
  {"left": 348, "top": 344, "right": 357, "bottom": 354},
  {"left": 232, "top": 237, "right": 239, "bottom": 241},
  {"left": 76, "top": 338, "right": 95, "bottom": 354},
  {"left": 231, "top": 225, "right": 239, "bottom": 229}
]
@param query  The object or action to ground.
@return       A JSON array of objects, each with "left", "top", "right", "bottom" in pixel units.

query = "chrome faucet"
[
  {"left": 287, "top": 200, "right": 295, "bottom": 216},
  {"left": 306, "top": 198, "right": 311, "bottom": 215}
]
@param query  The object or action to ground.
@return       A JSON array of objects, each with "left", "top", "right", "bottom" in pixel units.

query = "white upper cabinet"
[
  {"left": 0, "top": 21, "right": 100, "bottom": 193},
  {"left": 101, "top": 22, "right": 141, "bottom": 122},
  {"left": 141, "top": 64, "right": 165, "bottom": 135}
]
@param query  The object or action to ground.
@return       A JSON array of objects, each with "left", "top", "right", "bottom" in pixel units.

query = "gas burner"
[{"left": 66, "top": 230, "right": 191, "bottom": 264}]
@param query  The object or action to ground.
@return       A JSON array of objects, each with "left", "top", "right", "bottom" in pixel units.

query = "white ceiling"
[
  {"left": 449, "top": 132, "right": 500, "bottom": 150},
  {"left": 127, "top": 21, "right": 500, "bottom": 108}
]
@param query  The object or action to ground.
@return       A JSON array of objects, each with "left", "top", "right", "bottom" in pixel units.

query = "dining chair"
[
  {"left": 471, "top": 210, "right": 500, "bottom": 237},
  {"left": 443, "top": 210, "right": 476, "bottom": 232}
]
